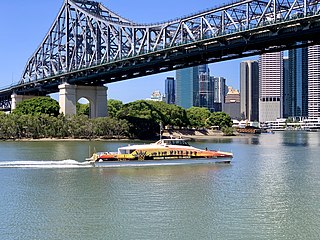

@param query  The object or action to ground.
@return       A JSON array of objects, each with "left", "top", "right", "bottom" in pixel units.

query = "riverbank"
[
  {"left": 162, "top": 129, "right": 250, "bottom": 140},
  {"left": 0, "top": 129, "right": 255, "bottom": 142}
]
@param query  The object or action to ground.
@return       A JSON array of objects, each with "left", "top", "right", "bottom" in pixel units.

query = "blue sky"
[{"left": 0, "top": 0, "right": 257, "bottom": 103}]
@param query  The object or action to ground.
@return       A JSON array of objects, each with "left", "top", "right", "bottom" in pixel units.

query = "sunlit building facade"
[
  {"left": 224, "top": 86, "right": 241, "bottom": 119},
  {"left": 308, "top": 45, "right": 320, "bottom": 119},
  {"left": 259, "top": 52, "right": 284, "bottom": 122},
  {"left": 240, "top": 60, "right": 259, "bottom": 121}
]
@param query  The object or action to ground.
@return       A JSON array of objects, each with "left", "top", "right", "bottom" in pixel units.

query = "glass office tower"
[
  {"left": 165, "top": 77, "right": 175, "bottom": 104},
  {"left": 199, "top": 69, "right": 214, "bottom": 111},
  {"left": 283, "top": 46, "right": 308, "bottom": 119},
  {"left": 212, "top": 77, "right": 226, "bottom": 112},
  {"left": 175, "top": 67, "right": 199, "bottom": 109},
  {"left": 176, "top": 64, "right": 214, "bottom": 110}
]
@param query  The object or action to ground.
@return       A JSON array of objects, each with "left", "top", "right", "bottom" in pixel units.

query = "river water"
[{"left": 1, "top": 131, "right": 320, "bottom": 239}]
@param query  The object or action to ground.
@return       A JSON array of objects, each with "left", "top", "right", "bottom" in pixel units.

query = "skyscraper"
[
  {"left": 283, "top": 56, "right": 290, "bottom": 118},
  {"left": 176, "top": 64, "right": 214, "bottom": 110},
  {"left": 259, "top": 52, "right": 284, "bottom": 122},
  {"left": 175, "top": 66, "right": 199, "bottom": 109},
  {"left": 212, "top": 77, "right": 226, "bottom": 112},
  {"left": 199, "top": 69, "right": 214, "bottom": 111},
  {"left": 240, "top": 60, "right": 259, "bottom": 121},
  {"left": 308, "top": 45, "right": 320, "bottom": 119},
  {"left": 283, "top": 46, "right": 308, "bottom": 119},
  {"left": 165, "top": 77, "right": 175, "bottom": 104}
]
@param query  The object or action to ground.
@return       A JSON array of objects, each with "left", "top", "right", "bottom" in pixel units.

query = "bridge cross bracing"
[{"left": 1, "top": 0, "right": 320, "bottom": 110}]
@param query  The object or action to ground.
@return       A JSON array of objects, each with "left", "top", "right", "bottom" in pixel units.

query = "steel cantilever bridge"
[{"left": 1, "top": 0, "right": 320, "bottom": 111}]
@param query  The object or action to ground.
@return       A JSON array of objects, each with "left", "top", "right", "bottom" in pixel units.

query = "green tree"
[
  {"left": 117, "top": 100, "right": 164, "bottom": 139},
  {"left": 76, "top": 103, "right": 89, "bottom": 116},
  {"left": 107, "top": 99, "right": 123, "bottom": 118},
  {"left": 186, "top": 107, "right": 211, "bottom": 128},
  {"left": 150, "top": 101, "right": 189, "bottom": 127},
  {"left": 116, "top": 100, "right": 190, "bottom": 138},
  {"left": 53, "top": 114, "right": 69, "bottom": 138},
  {"left": 92, "top": 117, "right": 129, "bottom": 139},
  {"left": 67, "top": 115, "right": 93, "bottom": 138},
  {"left": 221, "top": 126, "right": 235, "bottom": 136},
  {"left": 0, "top": 114, "right": 17, "bottom": 139},
  {"left": 207, "top": 112, "right": 232, "bottom": 129},
  {"left": 13, "top": 97, "right": 60, "bottom": 116},
  {"left": 117, "top": 100, "right": 163, "bottom": 122}
]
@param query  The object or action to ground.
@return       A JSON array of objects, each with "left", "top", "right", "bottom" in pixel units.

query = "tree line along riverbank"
[{"left": 0, "top": 97, "right": 234, "bottom": 140}]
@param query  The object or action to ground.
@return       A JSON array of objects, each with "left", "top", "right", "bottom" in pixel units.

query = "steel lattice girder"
[
  {"left": 20, "top": 0, "right": 320, "bottom": 84},
  {"left": 0, "top": 94, "right": 11, "bottom": 111}
]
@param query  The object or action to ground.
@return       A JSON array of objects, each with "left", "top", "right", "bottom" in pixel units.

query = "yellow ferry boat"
[{"left": 87, "top": 138, "right": 233, "bottom": 167}]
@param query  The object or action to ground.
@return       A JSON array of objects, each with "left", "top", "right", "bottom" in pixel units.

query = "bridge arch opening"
[{"left": 77, "top": 97, "right": 91, "bottom": 117}]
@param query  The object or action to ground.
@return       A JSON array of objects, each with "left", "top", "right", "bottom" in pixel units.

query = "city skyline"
[{"left": 0, "top": 0, "right": 253, "bottom": 104}]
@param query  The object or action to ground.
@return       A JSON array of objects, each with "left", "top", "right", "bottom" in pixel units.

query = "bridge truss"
[
  {"left": 20, "top": 0, "right": 320, "bottom": 86},
  {"left": 1, "top": 0, "right": 320, "bottom": 108},
  {"left": 0, "top": 95, "right": 11, "bottom": 111}
]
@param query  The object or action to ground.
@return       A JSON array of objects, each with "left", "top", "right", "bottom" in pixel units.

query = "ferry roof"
[{"left": 119, "top": 139, "right": 193, "bottom": 150}]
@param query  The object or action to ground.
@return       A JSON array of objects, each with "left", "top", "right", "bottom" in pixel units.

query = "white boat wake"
[{"left": 0, "top": 160, "right": 93, "bottom": 169}]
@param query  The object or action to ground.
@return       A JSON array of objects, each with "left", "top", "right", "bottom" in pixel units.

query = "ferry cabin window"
[
  {"left": 119, "top": 149, "right": 135, "bottom": 154},
  {"left": 168, "top": 140, "right": 189, "bottom": 146},
  {"left": 181, "top": 140, "right": 190, "bottom": 146}
]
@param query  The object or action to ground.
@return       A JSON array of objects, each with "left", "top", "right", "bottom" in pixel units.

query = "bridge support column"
[
  {"left": 11, "top": 94, "right": 37, "bottom": 110},
  {"left": 58, "top": 83, "right": 108, "bottom": 118}
]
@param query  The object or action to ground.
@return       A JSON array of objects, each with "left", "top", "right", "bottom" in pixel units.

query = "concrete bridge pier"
[
  {"left": 11, "top": 94, "right": 38, "bottom": 110},
  {"left": 58, "top": 83, "right": 108, "bottom": 118}
]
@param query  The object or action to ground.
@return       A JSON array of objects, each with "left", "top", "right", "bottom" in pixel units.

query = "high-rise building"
[
  {"left": 283, "top": 46, "right": 308, "bottom": 119},
  {"left": 283, "top": 56, "right": 290, "bottom": 118},
  {"left": 212, "top": 77, "right": 226, "bottom": 112},
  {"left": 240, "top": 60, "right": 259, "bottom": 121},
  {"left": 199, "top": 70, "right": 214, "bottom": 111},
  {"left": 175, "top": 66, "right": 199, "bottom": 109},
  {"left": 176, "top": 64, "right": 214, "bottom": 110},
  {"left": 259, "top": 52, "right": 284, "bottom": 122},
  {"left": 224, "top": 86, "right": 241, "bottom": 119},
  {"left": 308, "top": 45, "right": 320, "bottom": 119},
  {"left": 165, "top": 77, "right": 175, "bottom": 104}
]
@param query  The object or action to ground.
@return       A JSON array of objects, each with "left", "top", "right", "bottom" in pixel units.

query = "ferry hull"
[{"left": 91, "top": 158, "right": 231, "bottom": 168}]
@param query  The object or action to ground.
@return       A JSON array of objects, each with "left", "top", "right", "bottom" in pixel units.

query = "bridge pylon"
[
  {"left": 11, "top": 94, "right": 41, "bottom": 110},
  {"left": 58, "top": 83, "right": 108, "bottom": 118}
]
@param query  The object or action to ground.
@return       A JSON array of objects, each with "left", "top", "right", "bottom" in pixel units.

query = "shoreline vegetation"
[
  {"left": 1, "top": 129, "right": 251, "bottom": 142},
  {"left": 1, "top": 98, "right": 238, "bottom": 141}
]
